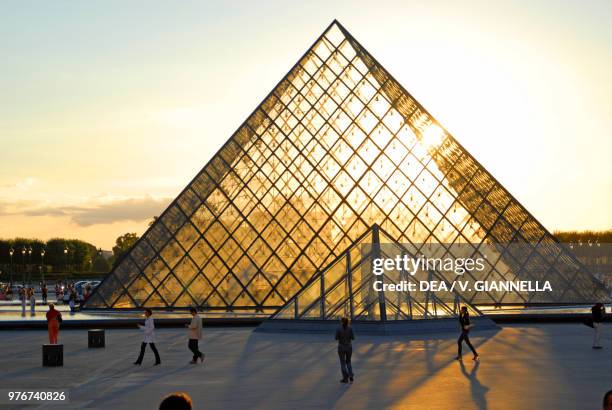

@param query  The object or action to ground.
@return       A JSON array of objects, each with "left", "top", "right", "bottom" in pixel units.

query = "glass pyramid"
[
  {"left": 84, "top": 20, "right": 608, "bottom": 311},
  {"left": 272, "top": 224, "right": 484, "bottom": 321}
]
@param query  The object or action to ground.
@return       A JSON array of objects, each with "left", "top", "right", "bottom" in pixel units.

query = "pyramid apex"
[
  {"left": 319, "top": 19, "right": 350, "bottom": 45},
  {"left": 323, "top": 19, "right": 343, "bottom": 32},
  {"left": 329, "top": 19, "right": 345, "bottom": 30}
]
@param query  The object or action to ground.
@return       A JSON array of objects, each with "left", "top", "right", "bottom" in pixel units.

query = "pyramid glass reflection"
[{"left": 84, "top": 20, "right": 608, "bottom": 311}]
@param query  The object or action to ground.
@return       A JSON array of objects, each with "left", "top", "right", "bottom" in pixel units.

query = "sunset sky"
[{"left": 1, "top": 0, "right": 611, "bottom": 249}]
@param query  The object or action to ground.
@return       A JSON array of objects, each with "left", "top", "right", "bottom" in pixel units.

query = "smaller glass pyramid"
[{"left": 272, "top": 224, "right": 484, "bottom": 321}]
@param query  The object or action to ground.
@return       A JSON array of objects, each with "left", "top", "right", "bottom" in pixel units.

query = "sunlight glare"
[{"left": 421, "top": 124, "right": 445, "bottom": 150}]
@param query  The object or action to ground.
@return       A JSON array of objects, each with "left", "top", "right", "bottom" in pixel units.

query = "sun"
[{"left": 421, "top": 123, "right": 445, "bottom": 150}]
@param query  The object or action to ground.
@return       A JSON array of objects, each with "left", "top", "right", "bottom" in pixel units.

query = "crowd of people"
[
  {"left": 0, "top": 280, "right": 98, "bottom": 317},
  {"left": 53, "top": 281, "right": 93, "bottom": 304},
  {"left": 0, "top": 283, "right": 39, "bottom": 303},
  {"left": 0, "top": 281, "right": 93, "bottom": 303},
  {"left": 54, "top": 282, "right": 81, "bottom": 313}
]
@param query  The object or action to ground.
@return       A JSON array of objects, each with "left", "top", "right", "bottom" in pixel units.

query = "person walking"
[
  {"left": 83, "top": 283, "right": 91, "bottom": 302},
  {"left": 46, "top": 303, "right": 62, "bottom": 344},
  {"left": 134, "top": 308, "right": 161, "bottom": 365},
  {"left": 592, "top": 303, "right": 605, "bottom": 349},
  {"left": 457, "top": 306, "right": 479, "bottom": 361},
  {"left": 20, "top": 287, "right": 26, "bottom": 316},
  {"left": 186, "top": 308, "right": 204, "bottom": 364},
  {"left": 41, "top": 284, "right": 48, "bottom": 304},
  {"left": 29, "top": 287, "right": 36, "bottom": 315},
  {"left": 68, "top": 289, "right": 77, "bottom": 314},
  {"left": 335, "top": 317, "right": 355, "bottom": 384}
]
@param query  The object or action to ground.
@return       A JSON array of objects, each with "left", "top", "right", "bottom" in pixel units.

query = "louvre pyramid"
[
  {"left": 272, "top": 224, "right": 485, "bottom": 321},
  {"left": 84, "top": 20, "right": 608, "bottom": 311}
]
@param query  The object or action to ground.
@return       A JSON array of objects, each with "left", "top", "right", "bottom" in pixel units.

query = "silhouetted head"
[
  {"left": 341, "top": 317, "right": 349, "bottom": 329},
  {"left": 190, "top": 307, "right": 197, "bottom": 316},
  {"left": 159, "top": 392, "right": 192, "bottom": 410},
  {"left": 461, "top": 306, "right": 468, "bottom": 314},
  {"left": 145, "top": 308, "right": 153, "bottom": 317},
  {"left": 604, "top": 390, "right": 612, "bottom": 410}
]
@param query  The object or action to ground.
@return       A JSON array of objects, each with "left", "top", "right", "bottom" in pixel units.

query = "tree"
[
  {"left": 45, "top": 238, "right": 96, "bottom": 272},
  {"left": 45, "top": 239, "right": 69, "bottom": 271},
  {"left": 112, "top": 233, "right": 139, "bottom": 263},
  {"left": 0, "top": 237, "right": 97, "bottom": 274},
  {"left": 92, "top": 254, "right": 111, "bottom": 273},
  {"left": 554, "top": 230, "right": 612, "bottom": 244},
  {"left": 68, "top": 239, "right": 97, "bottom": 271}
]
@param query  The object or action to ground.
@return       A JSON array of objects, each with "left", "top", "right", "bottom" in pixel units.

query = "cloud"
[
  {"left": 0, "top": 199, "right": 40, "bottom": 216},
  {"left": 3, "top": 196, "right": 172, "bottom": 226},
  {"left": 2, "top": 177, "right": 37, "bottom": 190}
]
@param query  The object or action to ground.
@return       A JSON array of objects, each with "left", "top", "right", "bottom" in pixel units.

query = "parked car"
[{"left": 73, "top": 280, "right": 101, "bottom": 302}]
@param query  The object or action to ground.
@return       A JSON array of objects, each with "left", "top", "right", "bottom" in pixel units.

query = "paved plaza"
[{"left": 0, "top": 324, "right": 610, "bottom": 409}]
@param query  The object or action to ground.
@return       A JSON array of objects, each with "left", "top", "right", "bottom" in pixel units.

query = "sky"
[{"left": 1, "top": 0, "right": 611, "bottom": 249}]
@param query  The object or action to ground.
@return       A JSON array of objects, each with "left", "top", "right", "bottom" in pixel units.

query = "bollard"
[
  {"left": 88, "top": 329, "right": 105, "bottom": 348},
  {"left": 42, "top": 344, "right": 63, "bottom": 367}
]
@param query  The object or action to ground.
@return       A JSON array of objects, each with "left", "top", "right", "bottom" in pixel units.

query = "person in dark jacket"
[
  {"left": 592, "top": 303, "right": 605, "bottom": 349},
  {"left": 335, "top": 317, "right": 355, "bottom": 383},
  {"left": 603, "top": 390, "right": 612, "bottom": 410},
  {"left": 456, "top": 306, "right": 479, "bottom": 361},
  {"left": 159, "top": 392, "right": 192, "bottom": 410}
]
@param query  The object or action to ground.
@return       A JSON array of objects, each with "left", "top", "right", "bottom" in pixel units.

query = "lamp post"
[
  {"left": 27, "top": 246, "right": 32, "bottom": 285},
  {"left": 94, "top": 248, "right": 102, "bottom": 275},
  {"left": 40, "top": 249, "right": 46, "bottom": 283},
  {"left": 64, "top": 247, "right": 69, "bottom": 280},
  {"left": 21, "top": 247, "right": 26, "bottom": 285},
  {"left": 9, "top": 247, "right": 14, "bottom": 284}
]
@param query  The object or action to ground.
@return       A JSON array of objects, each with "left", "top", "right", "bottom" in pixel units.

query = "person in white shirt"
[
  {"left": 187, "top": 307, "right": 204, "bottom": 364},
  {"left": 133, "top": 308, "right": 161, "bottom": 365}
]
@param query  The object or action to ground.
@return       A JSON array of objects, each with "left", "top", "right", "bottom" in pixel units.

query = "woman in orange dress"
[{"left": 46, "top": 303, "right": 62, "bottom": 344}]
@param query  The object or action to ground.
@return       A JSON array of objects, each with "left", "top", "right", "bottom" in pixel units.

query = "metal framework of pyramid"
[
  {"left": 84, "top": 20, "right": 608, "bottom": 311},
  {"left": 272, "top": 224, "right": 484, "bottom": 321}
]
